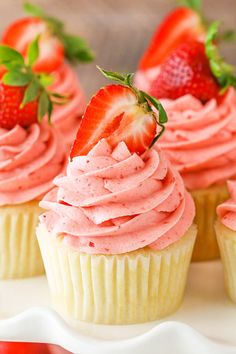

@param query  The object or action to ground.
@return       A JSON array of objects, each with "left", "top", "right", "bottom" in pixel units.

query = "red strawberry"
[
  {"left": 0, "top": 84, "right": 38, "bottom": 129},
  {"left": 139, "top": 7, "right": 204, "bottom": 70},
  {"left": 150, "top": 41, "right": 220, "bottom": 102},
  {"left": 70, "top": 85, "right": 157, "bottom": 157},
  {"left": 2, "top": 17, "right": 64, "bottom": 73}
]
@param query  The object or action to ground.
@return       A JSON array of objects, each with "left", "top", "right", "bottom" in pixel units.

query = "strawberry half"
[
  {"left": 2, "top": 17, "right": 64, "bottom": 73},
  {"left": 150, "top": 40, "right": 220, "bottom": 102},
  {"left": 1, "top": 2, "right": 94, "bottom": 73},
  {"left": 70, "top": 85, "right": 157, "bottom": 157},
  {"left": 139, "top": 7, "right": 204, "bottom": 70}
]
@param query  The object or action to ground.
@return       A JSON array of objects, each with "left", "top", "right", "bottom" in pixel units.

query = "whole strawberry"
[
  {"left": 0, "top": 38, "right": 68, "bottom": 130},
  {"left": 150, "top": 41, "right": 220, "bottom": 102},
  {"left": 0, "top": 84, "right": 38, "bottom": 129},
  {"left": 138, "top": 6, "right": 204, "bottom": 70},
  {"left": 150, "top": 22, "right": 236, "bottom": 103}
]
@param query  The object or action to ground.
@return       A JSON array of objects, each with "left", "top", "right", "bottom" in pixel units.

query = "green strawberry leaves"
[
  {"left": 140, "top": 92, "right": 168, "bottom": 124},
  {"left": 0, "top": 46, "right": 25, "bottom": 65},
  {"left": 24, "top": 2, "right": 46, "bottom": 18},
  {"left": 2, "top": 71, "right": 31, "bottom": 86},
  {"left": 27, "top": 35, "right": 40, "bottom": 66},
  {"left": 177, "top": 0, "right": 202, "bottom": 13},
  {"left": 205, "top": 22, "right": 236, "bottom": 92},
  {"left": 24, "top": 2, "right": 94, "bottom": 64},
  {"left": 38, "top": 91, "right": 53, "bottom": 122},
  {"left": 62, "top": 34, "right": 94, "bottom": 63},
  {"left": 20, "top": 79, "right": 40, "bottom": 108},
  {"left": 0, "top": 41, "right": 67, "bottom": 123},
  {"left": 97, "top": 66, "right": 168, "bottom": 146}
]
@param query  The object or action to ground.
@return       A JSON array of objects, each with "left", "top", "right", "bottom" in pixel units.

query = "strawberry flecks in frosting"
[
  {"left": 50, "top": 63, "right": 86, "bottom": 146},
  {"left": 0, "top": 123, "right": 66, "bottom": 205},
  {"left": 157, "top": 88, "right": 236, "bottom": 190},
  {"left": 217, "top": 181, "right": 236, "bottom": 231},
  {"left": 39, "top": 139, "right": 195, "bottom": 254}
]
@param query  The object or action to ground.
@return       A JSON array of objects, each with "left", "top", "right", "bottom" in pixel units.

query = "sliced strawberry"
[
  {"left": 70, "top": 85, "right": 156, "bottom": 158},
  {"left": 33, "top": 35, "right": 64, "bottom": 73},
  {"left": 150, "top": 41, "right": 220, "bottom": 102},
  {"left": 2, "top": 17, "right": 64, "bottom": 73},
  {"left": 139, "top": 7, "right": 205, "bottom": 70}
]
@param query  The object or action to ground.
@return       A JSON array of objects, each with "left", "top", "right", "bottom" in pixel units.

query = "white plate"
[{"left": 0, "top": 261, "right": 236, "bottom": 354}]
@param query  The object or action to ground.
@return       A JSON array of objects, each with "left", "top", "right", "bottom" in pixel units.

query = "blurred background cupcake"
[
  {"left": 216, "top": 181, "right": 236, "bottom": 303},
  {"left": 0, "top": 39, "right": 68, "bottom": 278},
  {"left": 135, "top": 2, "right": 236, "bottom": 261},
  {"left": 1, "top": 2, "right": 94, "bottom": 147}
]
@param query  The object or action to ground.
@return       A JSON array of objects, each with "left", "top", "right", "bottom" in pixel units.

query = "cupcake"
[
  {"left": 216, "top": 181, "right": 236, "bottom": 303},
  {"left": 135, "top": 7, "right": 236, "bottom": 261},
  {"left": 37, "top": 69, "right": 196, "bottom": 325},
  {"left": 1, "top": 2, "right": 94, "bottom": 147},
  {"left": 0, "top": 41, "right": 67, "bottom": 278}
]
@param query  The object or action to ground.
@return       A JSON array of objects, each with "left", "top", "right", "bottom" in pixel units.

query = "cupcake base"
[
  {"left": 191, "top": 184, "right": 228, "bottom": 261},
  {"left": 0, "top": 201, "right": 44, "bottom": 279},
  {"left": 37, "top": 224, "right": 197, "bottom": 325},
  {"left": 215, "top": 220, "right": 236, "bottom": 303}
]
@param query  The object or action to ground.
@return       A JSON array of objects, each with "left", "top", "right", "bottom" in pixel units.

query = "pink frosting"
[
  {"left": 159, "top": 89, "right": 236, "bottom": 190},
  {"left": 136, "top": 70, "right": 236, "bottom": 190},
  {"left": 50, "top": 63, "right": 86, "bottom": 146},
  {"left": 0, "top": 122, "right": 66, "bottom": 206},
  {"left": 217, "top": 181, "right": 236, "bottom": 231},
  {"left": 39, "top": 139, "right": 195, "bottom": 254}
]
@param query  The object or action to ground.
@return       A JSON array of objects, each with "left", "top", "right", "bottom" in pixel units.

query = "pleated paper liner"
[
  {"left": 0, "top": 201, "right": 44, "bottom": 279},
  {"left": 37, "top": 224, "right": 197, "bottom": 325},
  {"left": 191, "top": 183, "right": 228, "bottom": 261},
  {"left": 215, "top": 220, "right": 236, "bottom": 303}
]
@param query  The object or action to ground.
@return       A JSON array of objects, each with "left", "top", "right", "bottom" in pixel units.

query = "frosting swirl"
[
  {"left": 39, "top": 139, "right": 195, "bottom": 254},
  {"left": 50, "top": 63, "right": 86, "bottom": 146},
  {"left": 0, "top": 122, "right": 66, "bottom": 205},
  {"left": 158, "top": 88, "right": 236, "bottom": 190},
  {"left": 217, "top": 181, "right": 236, "bottom": 231},
  {"left": 136, "top": 70, "right": 236, "bottom": 190}
]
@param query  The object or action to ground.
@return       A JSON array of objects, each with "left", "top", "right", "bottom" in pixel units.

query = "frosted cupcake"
[
  {"left": 37, "top": 69, "right": 196, "bottom": 324},
  {"left": 1, "top": 2, "right": 94, "bottom": 146},
  {"left": 216, "top": 181, "right": 236, "bottom": 302},
  {"left": 0, "top": 42, "right": 67, "bottom": 278},
  {"left": 136, "top": 9, "right": 236, "bottom": 261},
  {"left": 156, "top": 89, "right": 236, "bottom": 261}
]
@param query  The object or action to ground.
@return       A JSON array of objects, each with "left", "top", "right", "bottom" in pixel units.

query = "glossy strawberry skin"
[
  {"left": 70, "top": 84, "right": 156, "bottom": 158},
  {"left": 150, "top": 41, "right": 220, "bottom": 102},
  {"left": 139, "top": 7, "right": 205, "bottom": 70},
  {"left": 0, "top": 84, "right": 38, "bottom": 129},
  {"left": 2, "top": 17, "right": 64, "bottom": 73}
]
